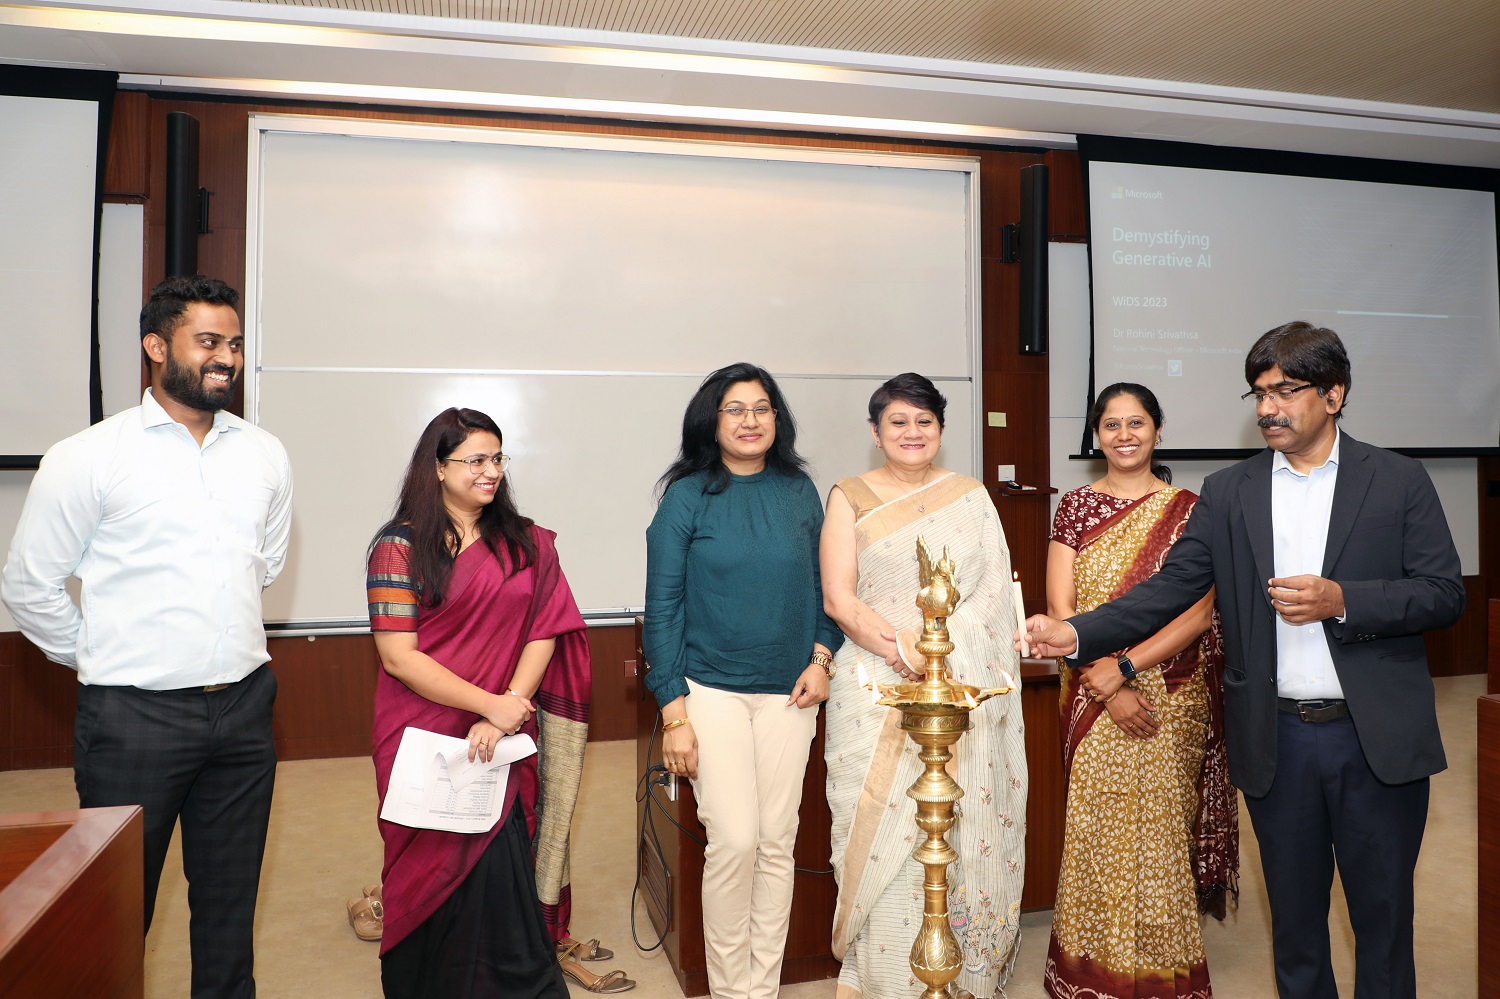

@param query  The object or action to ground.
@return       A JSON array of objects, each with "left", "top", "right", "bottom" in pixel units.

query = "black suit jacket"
[{"left": 1071, "top": 433, "right": 1464, "bottom": 797}]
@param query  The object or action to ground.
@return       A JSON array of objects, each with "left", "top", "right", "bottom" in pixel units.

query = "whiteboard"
[
  {"left": 0, "top": 94, "right": 97, "bottom": 458},
  {"left": 246, "top": 117, "right": 979, "bottom": 624}
]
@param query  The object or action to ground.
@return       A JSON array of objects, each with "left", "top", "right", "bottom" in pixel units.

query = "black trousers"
[
  {"left": 1244, "top": 709, "right": 1429, "bottom": 999},
  {"left": 74, "top": 665, "right": 278, "bottom": 999}
]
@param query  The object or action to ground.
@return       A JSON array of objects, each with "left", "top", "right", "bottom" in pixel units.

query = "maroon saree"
[{"left": 370, "top": 526, "right": 589, "bottom": 956}]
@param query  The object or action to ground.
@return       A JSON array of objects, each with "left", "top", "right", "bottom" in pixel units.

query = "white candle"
[{"left": 1012, "top": 571, "right": 1030, "bottom": 658}]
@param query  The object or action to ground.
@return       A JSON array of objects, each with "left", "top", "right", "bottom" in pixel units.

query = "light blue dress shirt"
[
  {"left": 1, "top": 390, "right": 293, "bottom": 689},
  {"left": 1270, "top": 430, "right": 1344, "bottom": 700}
]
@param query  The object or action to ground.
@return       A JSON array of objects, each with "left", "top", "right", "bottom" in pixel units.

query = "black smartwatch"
[{"left": 1116, "top": 653, "right": 1138, "bottom": 681}]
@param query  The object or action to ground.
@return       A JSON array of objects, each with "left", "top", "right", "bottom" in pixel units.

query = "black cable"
[{"left": 629, "top": 715, "right": 670, "bottom": 952}]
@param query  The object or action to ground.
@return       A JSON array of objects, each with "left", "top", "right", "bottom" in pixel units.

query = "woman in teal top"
[{"left": 644, "top": 362, "right": 842, "bottom": 999}]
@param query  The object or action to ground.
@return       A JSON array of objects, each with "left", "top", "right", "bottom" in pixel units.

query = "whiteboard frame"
[{"left": 243, "top": 113, "right": 981, "bottom": 624}]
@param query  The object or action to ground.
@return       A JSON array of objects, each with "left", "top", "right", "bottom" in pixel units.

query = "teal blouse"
[{"left": 643, "top": 467, "right": 843, "bottom": 705}]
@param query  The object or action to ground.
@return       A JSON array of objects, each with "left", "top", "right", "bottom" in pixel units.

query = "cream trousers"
[{"left": 686, "top": 677, "right": 818, "bottom": 999}]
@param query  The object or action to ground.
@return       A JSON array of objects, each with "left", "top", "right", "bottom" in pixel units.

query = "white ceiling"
[{"left": 3, "top": 0, "right": 1499, "bottom": 165}]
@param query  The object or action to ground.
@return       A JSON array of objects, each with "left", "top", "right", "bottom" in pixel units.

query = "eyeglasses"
[
  {"left": 1240, "top": 383, "right": 1318, "bottom": 405},
  {"left": 444, "top": 452, "right": 510, "bottom": 472},
  {"left": 718, "top": 406, "right": 777, "bottom": 422}
]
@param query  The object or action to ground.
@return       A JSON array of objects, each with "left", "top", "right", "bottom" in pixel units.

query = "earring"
[{"left": 1155, "top": 436, "right": 1162, "bottom": 446}]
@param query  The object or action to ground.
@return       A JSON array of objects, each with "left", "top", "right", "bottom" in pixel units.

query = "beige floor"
[{"left": 0, "top": 673, "right": 1483, "bottom": 997}]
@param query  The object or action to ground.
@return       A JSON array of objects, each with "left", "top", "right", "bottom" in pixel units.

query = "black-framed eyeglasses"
[
  {"left": 718, "top": 405, "right": 776, "bottom": 422},
  {"left": 444, "top": 452, "right": 510, "bottom": 472},
  {"left": 1240, "top": 383, "right": 1318, "bottom": 405}
]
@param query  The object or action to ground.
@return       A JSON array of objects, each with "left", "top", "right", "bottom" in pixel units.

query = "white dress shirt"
[
  {"left": 2, "top": 390, "right": 293, "bottom": 689},
  {"left": 1271, "top": 430, "right": 1344, "bottom": 700}
]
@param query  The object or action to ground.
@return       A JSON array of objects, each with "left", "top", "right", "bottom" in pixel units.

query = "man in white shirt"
[
  {"left": 1021, "top": 323, "right": 1463, "bottom": 999},
  {"left": 2, "top": 275, "right": 292, "bottom": 999}
]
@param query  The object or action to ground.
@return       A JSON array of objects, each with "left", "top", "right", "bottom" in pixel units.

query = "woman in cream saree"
[{"left": 822, "top": 374, "right": 1026, "bottom": 999}]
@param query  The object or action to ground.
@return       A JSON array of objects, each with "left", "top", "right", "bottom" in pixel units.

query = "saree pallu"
[
  {"left": 371, "top": 526, "right": 589, "bottom": 956},
  {"left": 825, "top": 474, "right": 1027, "bottom": 999},
  {"left": 1044, "top": 488, "right": 1237, "bottom": 999}
]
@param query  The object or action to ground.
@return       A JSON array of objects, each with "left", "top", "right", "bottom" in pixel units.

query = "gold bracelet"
[{"left": 661, "top": 717, "right": 691, "bottom": 732}]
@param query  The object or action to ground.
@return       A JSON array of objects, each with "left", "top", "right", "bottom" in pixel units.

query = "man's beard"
[{"left": 162, "top": 350, "right": 237, "bottom": 412}]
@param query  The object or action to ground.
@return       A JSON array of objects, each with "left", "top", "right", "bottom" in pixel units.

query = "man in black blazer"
[{"left": 1022, "top": 322, "right": 1463, "bottom": 999}]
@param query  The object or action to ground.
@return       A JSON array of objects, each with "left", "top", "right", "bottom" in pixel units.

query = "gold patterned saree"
[{"left": 1043, "top": 487, "right": 1237, "bottom": 999}]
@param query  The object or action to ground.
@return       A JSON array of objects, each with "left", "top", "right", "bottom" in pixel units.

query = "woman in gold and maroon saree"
[{"left": 1044, "top": 383, "right": 1238, "bottom": 999}]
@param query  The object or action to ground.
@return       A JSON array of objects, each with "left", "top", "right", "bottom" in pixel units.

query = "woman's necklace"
[
  {"left": 1097, "top": 475, "right": 1161, "bottom": 501},
  {"left": 889, "top": 466, "right": 934, "bottom": 512}
]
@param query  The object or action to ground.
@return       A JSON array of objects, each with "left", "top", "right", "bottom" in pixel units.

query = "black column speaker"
[
  {"left": 1018, "top": 164, "right": 1050, "bottom": 355},
  {"left": 165, "top": 111, "right": 200, "bottom": 277}
]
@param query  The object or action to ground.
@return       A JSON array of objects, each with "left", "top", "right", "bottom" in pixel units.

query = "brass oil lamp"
[{"left": 859, "top": 538, "right": 1014, "bottom": 999}]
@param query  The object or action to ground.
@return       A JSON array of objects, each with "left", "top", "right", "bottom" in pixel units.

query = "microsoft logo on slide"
[{"left": 1112, "top": 187, "right": 1164, "bottom": 200}]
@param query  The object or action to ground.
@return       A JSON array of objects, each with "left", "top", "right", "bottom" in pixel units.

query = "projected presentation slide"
[{"left": 1088, "top": 160, "right": 1500, "bottom": 452}]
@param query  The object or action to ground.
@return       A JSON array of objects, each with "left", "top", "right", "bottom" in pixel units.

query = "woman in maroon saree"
[{"left": 366, "top": 408, "right": 593, "bottom": 998}]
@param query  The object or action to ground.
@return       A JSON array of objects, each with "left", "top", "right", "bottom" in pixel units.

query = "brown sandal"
[
  {"left": 556, "top": 936, "right": 614, "bottom": 962},
  {"left": 558, "top": 942, "right": 635, "bottom": 993},
  {"left": 346, "top": 895, "right": 383, "bottom": 942}
]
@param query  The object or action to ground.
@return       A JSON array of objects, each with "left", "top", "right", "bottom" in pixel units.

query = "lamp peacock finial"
[{"left": 915, "top": 536, "right": 959, "bottom": 622}]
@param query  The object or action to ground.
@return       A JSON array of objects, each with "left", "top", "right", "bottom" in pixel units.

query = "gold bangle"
[{"left": 661, "top": 717, "right": 691, "bottom": 732}]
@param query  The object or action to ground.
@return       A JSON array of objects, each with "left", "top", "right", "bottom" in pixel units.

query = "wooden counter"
[{"left": 0, "top": 805, "right": 144, "bottom": 999}]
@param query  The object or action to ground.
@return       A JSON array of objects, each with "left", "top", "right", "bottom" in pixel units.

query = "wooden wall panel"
[
  {"left": 976, "top": 147, "right": 1053, "bottom": 606},
  {"left": 1490, "top": 599, "right": 1500, "bottom": 695},
  {"left": 0, "top": 622, "right": 646, "bottom": 772},
  {"left": 1043, "top": 149, "right": 1086, "bottom": 242},
  {"left": 8, "top": 639, "right": 75, "bottom": 771},
  {"left": 1481, "top": 456, "right": 1500, "bottom": 602},
  {"left": 585, "top": 625, "right": 642, "bottom": 743},
  {"left": 0, "top": 634, "right": 13, "bottom": 772},
  {"left": 265, "top": 634, "right": 379, "bottom": 761},
  {"left": 102, "top": 90, "right": 149, "bottom": 200},
  {"left": 1421, "top": 576, "right": 1487, "bottom": 678},
  {"left": 6, "top": 567, "right": 1482, "bottom": 774},
  {"left": 1480, "top": 694, "right": 1500, "bottom": 998},
  {"left": 1020, "top": 661, "right": 1064, "bottom": 911}
]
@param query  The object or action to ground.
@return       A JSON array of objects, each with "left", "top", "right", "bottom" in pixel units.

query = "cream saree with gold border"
[{"left": 825, "top": 473, "right": 1027, "bottom": 998}]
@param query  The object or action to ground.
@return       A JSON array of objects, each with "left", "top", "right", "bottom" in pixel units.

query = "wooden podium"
[
  {"left": 632, "top": 620, "right": 1066, "bottom": 997},
  {"left": 0, "top": 805, "right": 144, "bottom": 999}
]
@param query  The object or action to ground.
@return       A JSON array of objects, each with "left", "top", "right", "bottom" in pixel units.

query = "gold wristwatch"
[{"left": 810, "top": 651, "right": 836, "bottom": 678}]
